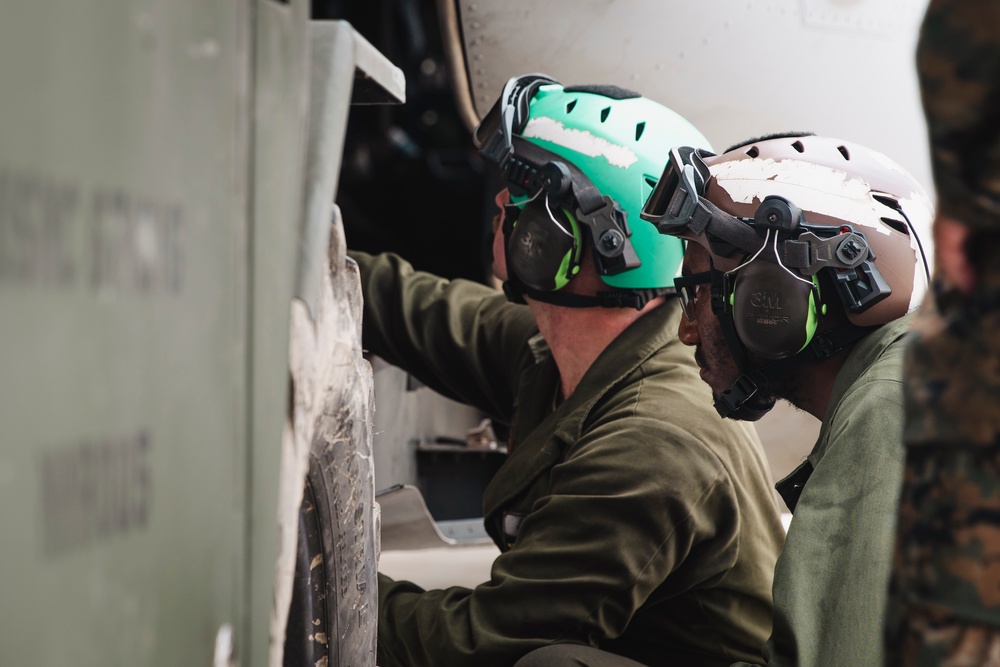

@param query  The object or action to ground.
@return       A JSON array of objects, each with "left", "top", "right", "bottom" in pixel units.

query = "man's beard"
[
  {"left": 737, "top": 352, "right": 812, "bottom": 416},
  {"left": 711, "top": 353, "right": 812, "bottom": 421},
  {"left": 716, "top": 382, "right": 777, "bottom": 421}
]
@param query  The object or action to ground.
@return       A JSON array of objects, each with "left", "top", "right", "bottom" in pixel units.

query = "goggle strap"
[
  {"left": 694, "top": 198, "right": 766, "bottom": 256},
  {"left": 499, "top": 106, "right": 516, "bottom": 162},
  {"left": 596, "top": 287, "right": 673, "bottom": 309},
  {"left": 475, "top": 73, "right": 559, "bottom": 165},
  {"left": 570, "top": 177, "right": 607, "bottom": 218}
]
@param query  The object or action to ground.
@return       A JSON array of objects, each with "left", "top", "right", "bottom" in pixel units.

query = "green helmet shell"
[{"left": 516, "top": 84, "right": 712, "bottom": 290}]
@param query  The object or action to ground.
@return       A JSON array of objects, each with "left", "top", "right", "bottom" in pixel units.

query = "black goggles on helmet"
[
  {"left": 640, "top": 146, "right": 715, "bottom": 236},
  {"left": 473, "top": 73, "right": 560, "bottom": 167},
  {"left": 641, "top": 146, "right": 766, "bottom": 260}
]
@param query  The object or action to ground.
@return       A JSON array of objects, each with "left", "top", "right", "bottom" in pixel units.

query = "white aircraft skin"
[{"left": 441, "top": 0, "right": 933, "bottom": 238}]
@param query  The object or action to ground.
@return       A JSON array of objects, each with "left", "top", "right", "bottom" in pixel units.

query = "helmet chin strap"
[
  {"left": 715, "top": 369, "right": 775, "bottom": 421},
  {"left": 502, "top": 279, "right": 671, "bottom": 310}
]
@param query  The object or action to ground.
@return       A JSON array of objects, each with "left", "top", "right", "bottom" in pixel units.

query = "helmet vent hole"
[
  {"left": 644, "top": 175, "right": 658, "bottom": 189},
  {"left": 600, "top": 107, "right": 611, "bottom": 122},
  {"left": 635, "top": 122, "right": 646, "bottom": 141},
  {"left": 837, "top": 145, "right": 851, "bottom": 160},
  {"left": 873, "top": 193, "right": 903, "bottom": 212},
  {"left": 881, "top": 217, "right": 910, "bottom": 236},
  {"left": 792, "top": 140, "right": 805, "bottom": 153},
  {"left": 566, "top": 100, "right": 577, "bottom": 113},
  {"left": 746, "top": 147, "right": 760, "bottom": 158}
]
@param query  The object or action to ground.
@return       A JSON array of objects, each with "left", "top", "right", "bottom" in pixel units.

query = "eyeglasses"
[{"left": 673, "top": 271, "right": 713, "bottom": 320}]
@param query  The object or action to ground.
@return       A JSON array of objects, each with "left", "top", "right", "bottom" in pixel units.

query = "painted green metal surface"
[
  {"left": 0, "top": 0, "right": 404, "bottom": 663},
  {"left": 248, "top": 1, "right": 310, "bottom": 664},
  {"left": 0, "top": 1, "right": 250, "bottom": 665}
]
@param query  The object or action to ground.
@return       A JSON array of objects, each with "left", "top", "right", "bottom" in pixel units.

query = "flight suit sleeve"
[
  {"left": 752, "top": 376, "right": 904, "bottom": 667},
  {"left": 376, "top": 421, "right": 744, "bottom": 667},
  {"left": 886, "top": 281, "right": 1000, "bottom": 663},
  {"left": 348, "top": 249, "right": 537, "bottom": 422}
]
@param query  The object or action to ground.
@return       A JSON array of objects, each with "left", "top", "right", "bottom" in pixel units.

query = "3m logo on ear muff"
[
  {"left": 749, "top": 289, "right": 787, "bottom": 313},
  {"left": 730, "top": 260, "right": 820, "bottom": 360}
]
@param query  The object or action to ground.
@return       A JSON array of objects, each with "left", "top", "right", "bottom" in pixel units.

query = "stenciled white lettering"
[{"left": 0, "top": 166, "right": 185, "bottom": 294}]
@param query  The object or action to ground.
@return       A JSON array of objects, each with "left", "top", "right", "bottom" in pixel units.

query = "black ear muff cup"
[
  {"left": 506, "top": 199, "right": 579, "bottom": 292},
  {"left": 731, "top": 260, "right": 817, "bottom": 360}
]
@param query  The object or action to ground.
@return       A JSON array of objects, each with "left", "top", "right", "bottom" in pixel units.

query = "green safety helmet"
[{"left": 474, "top": 74, "right": 712, "bottom": 308}]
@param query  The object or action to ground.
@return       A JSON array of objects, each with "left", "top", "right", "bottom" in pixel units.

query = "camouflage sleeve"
[
  {"left": 918, "top": 0, "right": 1000, "bottom": 230},
  {"left": 888, "top": 6, "right": 1000, "bottom": 658},
  {"left": 886, "top": 280, "right": 1000, "bottom": 665},
  {"left": 887, "top": 445, "right": 1000, "bottom": 665}
]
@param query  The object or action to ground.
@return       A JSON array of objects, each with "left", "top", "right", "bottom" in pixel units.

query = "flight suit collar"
[
  {"left": 775, "top": 313, "right": 914, "bottom": 511},
  {"left": 482, "top": 299, "right": 684, "bottom": 522}
]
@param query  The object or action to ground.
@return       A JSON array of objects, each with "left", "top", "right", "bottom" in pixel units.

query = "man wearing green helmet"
[{"left": 350, "top": 75, "right": 784, "bottom": 667}]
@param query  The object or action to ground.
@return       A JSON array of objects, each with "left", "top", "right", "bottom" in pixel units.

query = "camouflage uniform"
[{"left": 887, "top": 0, "right": 1000, "bottom": 663}]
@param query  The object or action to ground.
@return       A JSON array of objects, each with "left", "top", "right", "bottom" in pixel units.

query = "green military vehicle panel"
[{"left": 0, "top": 2, "right": 402, "bottom": 665}]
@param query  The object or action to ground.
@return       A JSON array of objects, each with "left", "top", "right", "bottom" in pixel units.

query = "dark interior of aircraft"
[{"left": 316, "top": 0, "right": 498, "bottom": 285}]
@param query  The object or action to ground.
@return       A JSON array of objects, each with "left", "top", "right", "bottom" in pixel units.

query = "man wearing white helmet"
[
  {"left": 354, "top": 76, "right": 785, "bottom": 667},
  {"left": 642, "top": 132, "right": 932, "bottom": 666}
]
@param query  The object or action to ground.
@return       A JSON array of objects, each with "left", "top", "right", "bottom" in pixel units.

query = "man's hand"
[{"left": 933, "top": 215, "right": 977, "bottom": 293}]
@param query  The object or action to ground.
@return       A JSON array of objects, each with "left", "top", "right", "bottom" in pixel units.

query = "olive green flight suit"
[
  {"left": 351, "top": 251, "right": 784, "bottom": 667},
  {"left": 734, "top": 316, "right": 912, "bottom": 667}
]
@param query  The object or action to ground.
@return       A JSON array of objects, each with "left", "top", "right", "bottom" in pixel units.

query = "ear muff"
[
  {"left": 506, "top": 198, "right": 583, "bottom": 292},
  {"left": 729, "top": 260, "right": 821, "bottom": 360}
]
